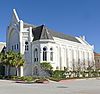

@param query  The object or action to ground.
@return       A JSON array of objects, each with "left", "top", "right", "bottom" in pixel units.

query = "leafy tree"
[
  {"left": 40, "top": 62, "right": 53, "bottom": 76},
  {"left": 40, "top": 62, "right": 53, "bottom": 71}
]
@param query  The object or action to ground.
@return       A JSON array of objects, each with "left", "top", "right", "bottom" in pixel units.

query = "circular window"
[
  {"left": 25, "top": 41, "right": 28, "bottom": 44},
  {"left": 43, "top": 47, "right": 47, "bottom": 51},
  {"left": 50, "top": 48, "right": 53, "bottom": 50}
]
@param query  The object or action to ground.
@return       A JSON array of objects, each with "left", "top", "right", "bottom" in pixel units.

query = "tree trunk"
[
  {"left": 8, "top": 65, "right": 10, "bottom": 76},
  {"left": 6, "top": 65, "right": 9, "bottom": 76},
  {"left": 16, "top": 67, "right": 19, "bottom": 76}
]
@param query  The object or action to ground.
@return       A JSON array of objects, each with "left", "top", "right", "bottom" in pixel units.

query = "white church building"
[{"left": 6, "top": 9, "right": 94, "bottom": 76}]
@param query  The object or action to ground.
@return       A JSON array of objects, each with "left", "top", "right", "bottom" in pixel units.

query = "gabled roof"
[
  {"left": 23, "top": 22, "right": 36, "bottom": 28},
  {"left": 32, "top": 25, "right": 81, "bottom": 43},
  {"left": 1, "top": 46, "right": 6, "bottom": 53},
  {"left": 94, "top": 52, "right": 100, "bottom": 56},
  {"left": 48, "top": 29, "right": 81, "bottom": 43},
  {"left": 0, "top": 42, "right": 6, "bottom": 52}
]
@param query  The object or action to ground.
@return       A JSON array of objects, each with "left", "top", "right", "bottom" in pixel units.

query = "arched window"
[
  {"left": 14, "top": 45, "right": 16, "bottom": 49},
  {"left": 43, "top": 47, "right": 47, "bottom": 61},
  {"left": 34, "top": 48, "right": 38, "bottom": 62},
  {"left": 50, "top": 48, "right": 53, "bottom": 61},
  {"left": 17, "top": 44, "right": 18, "bottom": 49},
  {"left": 25, "top": 41, "right": 28, "bottom": 51},
  {"left": 12, "top": 46, "right": 13, "bottom": 50}
]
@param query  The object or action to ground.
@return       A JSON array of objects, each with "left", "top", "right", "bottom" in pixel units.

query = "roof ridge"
[
  {"left": 41, "top": 25, "right": 80, "bottom": 41},
  {"left": 32, "top": 25, "right": 81, "bottom": 43}
]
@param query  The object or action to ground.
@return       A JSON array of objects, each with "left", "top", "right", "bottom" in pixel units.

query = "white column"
[
  {"left": 29, "top": 27, "right": 33, "bottom": 42},
  {"left": 66, "top": 49, "right": 69, "bottom": 69},
  {"left": 48, "top": 48, "right": 50, "bottom": 62},
  {"left": 68, "top": 49, "right": 72, "bottom": 71},
  {"left": 20, "top": 66, "right": 23, "bottom": 77},
  {"left": 40, "top": 47, "right": 43, "bottom": 63},
  {"left": 59, "top": 47, "right": 62, "bottom": 70},
  {"left": 61, "top": 47, "right": 66, "bottom": 69},
  {"left": 19, "top": 20, "right": 23, "bottom": 54}
]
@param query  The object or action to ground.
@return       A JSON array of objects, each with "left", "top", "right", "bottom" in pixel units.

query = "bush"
[
  {"left": 40, "top": 62, "right": 53, "bottom": 71},
  {"left": 80, "top": 71, "right": 86, "bottom": 77},
  {"left": 25, "top": 76, "right": 33, "bottom": 82},
  {"left": 0, "top": 75, "right": 3, "bottom": 79},
  {"left": 11, "top": 76, "right": 18, "bottom": 80},
  {"left": 11, "top": 76, "right": 33, "bottom": 82},
  {"left": 49, "top": 77, "right": 61, "bottom": 82},
  {"left": 20, "top": 76, "right": 33, "bottom": 81},
  {"left": 34, "top": 77, "right": 48, "bottom": 83},
  {"left": 52, "top": 70, "right": 66, "bottom": 79},
  {"left": 4, "top": 76, "right": 13, "bottom": 80}
]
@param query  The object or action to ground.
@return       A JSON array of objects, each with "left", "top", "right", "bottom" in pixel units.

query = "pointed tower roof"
[{"left": 32, "top": 25, "right": 54, "bottom": 41}]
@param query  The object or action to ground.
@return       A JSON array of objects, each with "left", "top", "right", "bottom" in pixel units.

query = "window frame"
[
  {"left": 25, "top": 41, "right": 29, "bottom": 51},
  {"left": 34, "top": 48, "right": 38, "bottom": 62},
  {"left": 50, "top": 47, "right": 53, "bottom": 61},
  {"left": 43, "top": 47, "right": 47, "bottom": 61}
]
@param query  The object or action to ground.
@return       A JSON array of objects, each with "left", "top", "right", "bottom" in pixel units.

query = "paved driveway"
[{"left": 0, "top": 79, "right": 100, "bottom": 94}]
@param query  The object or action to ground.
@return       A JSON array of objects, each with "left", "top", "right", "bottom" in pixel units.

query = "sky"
[{"left": 0, "top": 0, "right": 100, "bottom": 52}]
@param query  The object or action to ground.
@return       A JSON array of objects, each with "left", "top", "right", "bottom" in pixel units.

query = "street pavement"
[{"left": 0, "top": 79, "right": 100, "bottom": 94}]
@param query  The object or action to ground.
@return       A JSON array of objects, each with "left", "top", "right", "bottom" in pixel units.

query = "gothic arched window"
[
  {"left": 25, "top": 41, "right": 28, "bottom": 51},
  {"left": 43, "top": 47, "right": 47, "bottom": 61},
  {"left": 34, "top": 48, "right": 38, "bottom": 62},
  {"left": 50, "top": 48, "right": 53, "bottom": 61}
]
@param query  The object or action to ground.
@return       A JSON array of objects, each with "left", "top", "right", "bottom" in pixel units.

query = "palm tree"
[
  {"left": 0, "top": 52, "right": 4, "bottom": 63},
  {"left": 0, "top": 52, "right": 5, "bottom": 75},
  {"left": 1, "top": 51, "right": 25, "bottom": 76},
  {"left": 2, "top": 51, "right": 15, "bottom": 76},
  {"left": 11, "top": 53, "right": 24, "bottom": 76},
  {"left": 0, "top": 52, "right": 2, "bottom": 63}
]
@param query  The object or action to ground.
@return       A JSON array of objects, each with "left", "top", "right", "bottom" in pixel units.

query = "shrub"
[
  {"left": 0, "top": 75, "right": 3, "bottom": 79},
  {"left": 40, "top": 62, "right": 53, "bottom": 71},
  {"left": 34, "top": 77, "right": 48, "bottom": 83},
  {"left": 49, "top": 77, "right": 61, "bottom": 82},
  {"left": 11, "top": 76, "right": 33, "bottom": 82},
  {"left": 40, "top": 62, "right": 53, "bottom": 77},
  {"left": 20, "top": 76, "right": 33, "bottom": 81},
  {"left": 52, "top": 70, "right": 66, "bottom": 79},
  {"left": 11, "top": 76, "right": 18, "bottom": 80},
  {"left": 81, "top": 71, "right": 86, "bottom": 77}
]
